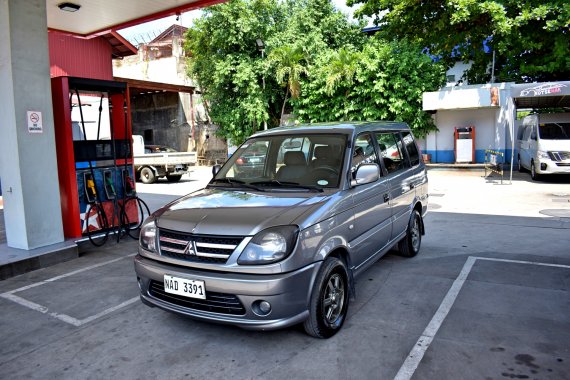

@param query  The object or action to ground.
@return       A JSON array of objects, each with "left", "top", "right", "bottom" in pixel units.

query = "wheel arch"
[
  {"left": 413, "top": 201, "right": 425, "bottom": 236},
  {"left": 325, "top": 246, "right": 355, "bottom": 299}
]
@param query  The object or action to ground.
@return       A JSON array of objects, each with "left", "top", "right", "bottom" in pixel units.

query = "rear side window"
[{"left": 402, "top": 132, "right": 420, "bottom": 166}]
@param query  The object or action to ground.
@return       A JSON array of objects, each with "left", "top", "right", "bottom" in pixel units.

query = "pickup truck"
[{"left": 133, "top": 135, "right": 197, "bottom": 184}]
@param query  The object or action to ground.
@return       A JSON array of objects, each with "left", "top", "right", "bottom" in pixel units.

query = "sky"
[{"left": 118, "top": 0, "right": 362, "bottom": 45}]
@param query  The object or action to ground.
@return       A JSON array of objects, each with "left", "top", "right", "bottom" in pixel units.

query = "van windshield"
[
  {"left": 212, "top": 134, "right": 347, "bottom": 190},
  {"left": 538, "top": 123, "right": 570, "bottom": 140}
]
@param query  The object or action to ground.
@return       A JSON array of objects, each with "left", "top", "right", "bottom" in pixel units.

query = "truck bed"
[{"left": 134, "top": 152, "right": 197, "bottom": 166}]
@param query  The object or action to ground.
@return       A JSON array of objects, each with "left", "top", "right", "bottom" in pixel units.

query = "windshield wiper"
[
  {"left": 250, "top": 180, "right": 324, "bottom": 192},
  {"left": 208, "top": 177, "right": 265, "bottom": 191}
]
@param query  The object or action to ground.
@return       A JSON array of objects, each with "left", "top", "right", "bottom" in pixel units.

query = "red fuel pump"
[{"left": 51, "top": 77, "right": 141, "bottom": 242}]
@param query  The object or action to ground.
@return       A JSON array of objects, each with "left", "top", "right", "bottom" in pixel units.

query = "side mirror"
[
  {"left": 351, "top": 163, "right": 380, "bottom": 187},
  {"left": 212, "top": 165, "right": 222, "bottom": 177}
]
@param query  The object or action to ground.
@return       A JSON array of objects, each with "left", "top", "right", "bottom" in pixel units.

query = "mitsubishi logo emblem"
[{"left": 183, "top": 241, "right": 197, "bottom": 256}]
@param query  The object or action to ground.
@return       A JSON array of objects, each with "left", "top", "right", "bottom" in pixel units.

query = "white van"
[{"left": 517, "top": 113, "right": 570, "bottom": 180}]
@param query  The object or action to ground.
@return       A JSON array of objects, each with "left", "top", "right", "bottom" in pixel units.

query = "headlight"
[
  {"left": 139, "top": 218, "right": 157, "bottom": 253},
  {"left": 238, "top": 226, "right": 298, "bottom": 265},
  {"left": 537, "top": 150, "right": 549, "bottom": 160}
]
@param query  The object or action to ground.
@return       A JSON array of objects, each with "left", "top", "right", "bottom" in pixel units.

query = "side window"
[
  {"left": 517, "top": 125, "right": 525, "bottom": 141},
  {"left": 351, "top": 134, "right": 378, "bottom": 174},
  {"left": 522, "top": 126, "right": 531, "bottom": 141},
  {"left": 529, "top": 125, "right": 536, "bottom": 140},
  {"left": 376, "top": 132, "right": 407, "bottom": 174},
  {"left": 402, "top": 132, "right": 420, "bottom": 166}
]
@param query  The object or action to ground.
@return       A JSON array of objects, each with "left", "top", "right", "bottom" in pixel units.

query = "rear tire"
[
  {"left": 398, "top": 210, "right": 422, "bottom": 257},
  {"left": 166, "top": 174, "right": 182, "bottom": 183},
  {"left": 304, "top": 257, "right": 349, "bottom": 339},
  {"left": 140, "top": 167, "right": 156, "bottom": 184}
]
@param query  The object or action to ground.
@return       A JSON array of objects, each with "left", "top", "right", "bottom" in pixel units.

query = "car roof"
[{"left": 251, "top": 121, "right": 411, "bottom": 138}]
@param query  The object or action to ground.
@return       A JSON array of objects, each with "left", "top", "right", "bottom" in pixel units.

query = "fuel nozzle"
[
  {"left": 84, "top": 174, "right": 97, "bottom": 203},
  {"left": 87, "top": 178, "right": 96, "bottom": 197},
  {"left": 126, "top": 175, "right": 135, "bottom": 194},
  {"left": 104, "top": 171, "right": 116, "bottom": 200}
]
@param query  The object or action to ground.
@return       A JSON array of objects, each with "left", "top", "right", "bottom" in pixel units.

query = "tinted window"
[
  {"left": 402, "top": 132, "right": 420, "bottom": 166},
  {"left": 538, "top": 123, "right": 570, "bottom": 140}
]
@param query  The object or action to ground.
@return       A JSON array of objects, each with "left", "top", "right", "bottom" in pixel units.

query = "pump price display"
[{"left": 163, "top": 275, "right": 206, "bottom": 299}]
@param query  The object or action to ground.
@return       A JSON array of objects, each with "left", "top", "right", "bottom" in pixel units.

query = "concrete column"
[{"left": 0, "top": 0, "right": 64, "bottom": 249}]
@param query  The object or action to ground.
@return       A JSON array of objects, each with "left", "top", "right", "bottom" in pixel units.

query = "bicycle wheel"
[
  {"left": 121, "top": 196, "right": 150, "bottom": 239},
  {"left": 85, "top": 203, "right": 109, "bottom": 247}
]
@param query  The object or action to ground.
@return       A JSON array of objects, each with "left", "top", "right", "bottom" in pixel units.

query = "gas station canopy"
[
  {"left": 46, "top": 0, "right": 225, "bottom": 37},
  {"left": 512, "top": 81, "right": 570, "bottom": 109}
]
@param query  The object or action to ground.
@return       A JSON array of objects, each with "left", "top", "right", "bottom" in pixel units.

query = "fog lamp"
[{"left": 252, "top": 300, "right": 272, "bottom": 316}]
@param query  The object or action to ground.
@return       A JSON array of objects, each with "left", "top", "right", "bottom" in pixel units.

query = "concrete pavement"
[{"left": 0, "top": 168, "right": 568, "bottom": 379}]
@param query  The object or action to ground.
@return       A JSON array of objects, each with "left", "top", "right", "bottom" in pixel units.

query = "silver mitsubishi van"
[{"left": 134, "top": 122, "right": 428, "bottom": 338}]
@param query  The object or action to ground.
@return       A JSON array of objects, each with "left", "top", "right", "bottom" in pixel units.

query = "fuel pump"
[{"left": 51, "top": 77, "right": 138, "bottom": 241}]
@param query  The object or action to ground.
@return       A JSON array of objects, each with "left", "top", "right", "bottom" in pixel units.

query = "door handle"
[{"left": 383, "top": 193, "right": 390, "bottom": 202}]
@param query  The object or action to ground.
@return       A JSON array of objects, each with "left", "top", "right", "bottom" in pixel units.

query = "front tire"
[
  {"left": 530, "top": 160, "right": 540, "bottom": 181},
  {"left": 398, "top": 210, "right": 422, "bottom": 257},
  {"left": 518, "top": 156, "right": 524, "bottom": 172},
  {"left": 304, "top": 257, "right": 349, "bottom": 339}
]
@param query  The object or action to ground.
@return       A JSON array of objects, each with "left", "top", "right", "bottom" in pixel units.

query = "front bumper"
[
  {"left": 134, "top": 254, "right": 321, "bottom": 330},
  {"left": 536, "top": 159, "right": 570, "bottom": 175}
]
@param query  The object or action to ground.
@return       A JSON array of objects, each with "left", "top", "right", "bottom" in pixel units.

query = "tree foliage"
[
  {"left": 185, "top": 0, "right": 282, "bottom": 144},
  {"left": 294, "top": 38, "right": 446, "bottom": 138},
  {"left": 348, "top": 0, "right": 570, "bottom": 83},
  {"left": 186, "top": 0, "right": 445, "bottom": 144}
]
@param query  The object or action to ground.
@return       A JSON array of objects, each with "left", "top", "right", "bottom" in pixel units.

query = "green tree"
[
  {"left": 294, "top": 38, "right": 446, "bottom": 138},
  {"left": 185, "top": 0, "right": 282, "bottom": 145},
  {"left": 348, "top": 0, "right": 570, "bottom": 83},
  {"left": 268, "top": 45, "right": 308, "bottom": 120},
  {"left": 325, "top": 47, "right": 360, "bottom": 95}
]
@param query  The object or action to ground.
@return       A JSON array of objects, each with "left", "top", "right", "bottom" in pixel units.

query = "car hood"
[
  {"left": 538, "top": 139, "right": 570, "bottom": 152},
  {"left": 154, "top": 188, "right": 331, "bottom": 236}
]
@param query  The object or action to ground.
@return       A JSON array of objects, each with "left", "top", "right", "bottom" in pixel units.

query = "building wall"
[
  {"left": 422, "top": 83, "right": 517, "bottom": 164},
  {"left": 49, "top": 31, "right": 113, "bottom": 80},
  {"left": 130, "top": 92, "right": 191, "bottom": 152},
  {"left": 113, "top": 36, "right": 226, "bottom": 159},
  {"left": 422, "top": 108, "right": 498, "bottom": 163}
]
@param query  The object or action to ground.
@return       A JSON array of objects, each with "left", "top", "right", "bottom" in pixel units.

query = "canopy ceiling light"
[{"left": 58, "top": 2, "right": 81, "bottom": 12}]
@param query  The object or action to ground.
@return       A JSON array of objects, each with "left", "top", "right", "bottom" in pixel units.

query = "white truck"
[{"left": 132, "top": 135, "right": 197, "bottom": 184}]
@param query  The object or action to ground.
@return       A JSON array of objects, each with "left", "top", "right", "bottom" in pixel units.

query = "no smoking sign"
[{"left": 27, "top": 111, "right": 43, "bottom": 134}]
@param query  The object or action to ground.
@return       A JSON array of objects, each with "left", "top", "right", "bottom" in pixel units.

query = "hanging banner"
[{"left": 27, "top": 111, "right": 43, "bottom": 134}]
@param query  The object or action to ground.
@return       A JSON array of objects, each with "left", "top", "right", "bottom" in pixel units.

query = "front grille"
[
  {"left": 149, "top": 281, "right": 246, "bottom": 315},
  {"left": 556, "top": 163, "right": 570, "bottom": 167},
  {"left": 158, "top": 229, "right": 243, "bottom": 264}
]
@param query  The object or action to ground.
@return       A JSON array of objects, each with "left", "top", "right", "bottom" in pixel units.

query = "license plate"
[{"left": 163, "top": 275, "right": 206, "bottom": 300}]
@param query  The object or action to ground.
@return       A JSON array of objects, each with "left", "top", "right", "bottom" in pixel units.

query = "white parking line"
[
  {"left": 393, "top": 256, "right": 570, "bottom": 380},
  {"left": 0, "top": 253, "right": 138, "bottom": 326}
]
